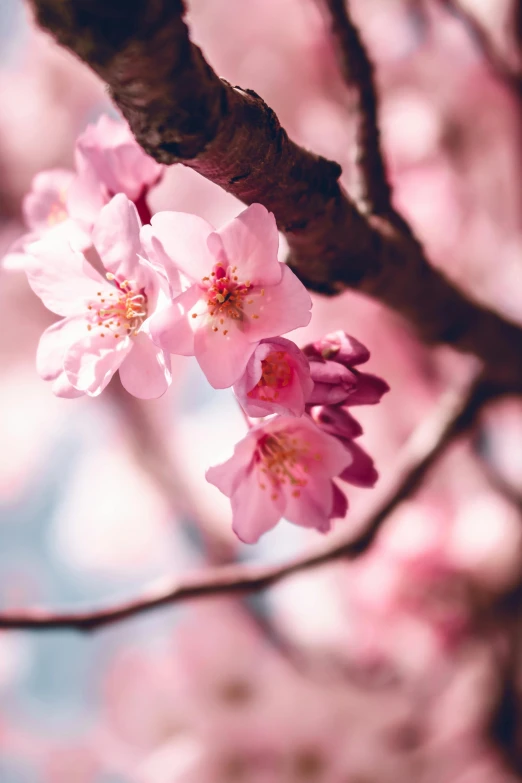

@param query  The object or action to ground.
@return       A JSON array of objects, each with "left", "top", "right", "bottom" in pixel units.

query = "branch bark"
[
  {"left": 0, "top": 373, "right": 486, "bottom": 631},
  {"left": 27, "top": 0, "right": 522, "bottom": 389},
  {"left": 316, "top": 0, "right": 393, "bottom": 215}
]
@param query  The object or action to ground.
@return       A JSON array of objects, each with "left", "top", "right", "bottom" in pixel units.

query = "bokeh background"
[{"left": 2, "top": 0, "right": 522, "bottom": 781}]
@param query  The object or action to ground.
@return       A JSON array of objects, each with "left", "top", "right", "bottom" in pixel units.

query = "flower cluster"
[{"left": 4, "top": 115, "right": 389, "bottom": 542}]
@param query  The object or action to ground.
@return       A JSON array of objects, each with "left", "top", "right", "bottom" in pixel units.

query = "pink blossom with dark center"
[
  {"left": 233, "top": 337, "right": 313, "bottom": 418},
  {"left": 206, "top": 415, "right": 352, "bottom": 543},
  {"left": 147, "top": 204, "right": 312, "bottom": 389}
]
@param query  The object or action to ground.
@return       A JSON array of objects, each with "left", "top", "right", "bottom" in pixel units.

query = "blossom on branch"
[
  {"left": 206, "top": 414, "right": 352, "bottom": 543},
  {"left": 233, "top": 336, "right": 313, "bottom": 418},
  {"left": 3, "top": 114, "right": 163, "bottom": 269},
  {"left": 25, "top": 194, "right": 172, "bottom": 399},
  {"left": 147, "top": 203, "right": 312, "bottom": 388}
]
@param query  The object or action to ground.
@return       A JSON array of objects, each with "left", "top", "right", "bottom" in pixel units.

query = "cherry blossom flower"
[
  {"left": 146, "top": 203, "right": 312, "bottom": 388},
  {"left": 233, "top": 337, "right": 313, "bottom": 418},
  {"left": 206, "top": 415, "right": 352, "bottom": 543},
  {"left": 3, "top": 114, "right": 163, "bottom": 269},
  {"left": 73, "top": 113, "right": 163, "bottom": 221},
  {"left": 25, "top": 194, "right": 172, "bottom": 399}
]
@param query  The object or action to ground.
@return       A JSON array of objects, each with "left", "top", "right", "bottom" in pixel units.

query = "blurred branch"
[
  {"left": 27, "top": 0, "right": 522, "bottom": 389},
  {"left": 107, "top": 379, "right": 237, "bottom": 564},
  {"left": 438, "top": 0, "right": 522, "bottom": 96},
  {"left": 0, "top": 372, "right": 488, "bottom": 631},
  {"left": 316, "top": 0, "right": 393, "bottom": 214}
]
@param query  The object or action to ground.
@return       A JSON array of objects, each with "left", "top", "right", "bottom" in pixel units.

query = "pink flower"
[
  {"left": 206, "top": 415, "right": 352, "bottom": 543},
  {"left": 3, "top": 169, "right": 99, "bottom": 269},
  {"left": 147, "top": 204, "right": 312, "bottom": 388},
  {"left": 233, "top": 337, "right": 313, "bottom": 418},
  {"left": 3, "top": 114, "right": 163, "bottom": 269},
  {"left": 26, "top": 194, "right": 172, "bottom": 399},
  {"left": 73, "top": 113, "right": 163, "bottom": 220},
  {"left": 304, "top": 331, "right": 389, "bottom": 406}
]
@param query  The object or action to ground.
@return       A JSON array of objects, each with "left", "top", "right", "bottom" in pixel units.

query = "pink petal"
[
  {"left": 345, "top": 373, "right": 390, "bottom": 406},
  {"left": 92, "top": 194, "right": 144, "bottom": 284},
  {"left": 308, "top": 361, "right": 357, "bottom": 387},
  {"left": 67, "top": 164, "right": 107, "bottom": 226},
  {"left": 118, "top": 332, "right": 172, "bottom": 399},
  {"left": 242, "top": 264, "right": 312, "bottom": 342},
  {"left": 51, "top": 375, "right": 85, "bottom": 398},
  {"left": 284, "top": 472, "right": 333, "bottom": 533},
  {"left": 307, "top": 382, "right": 352, "bottom": 405},
  {"left": 76, "top": 115, "right": 163, "bottom": 200},
  {"left": 231, "top": 467, "right": 285, "bottom": 544},
  {"left": 195, "top": 320, "right": 257, "bottom": 389},
  {"left": 205, "top": 434, "right": 259, "bottom": 498},
  {"left": 37, "top": 316, "right": 88, "bottom": 381},
  {"left": 330, "top": 482, "right": 348, "bottom": 519},
  {"left": 37, "top": 316, "right": 89, "bottom": 398},
  {"left": 23, "top": 169, "right": 74, "bottom": 232},
  {"left": 149, "top": 285, "right": 200, "bottom": 356},
  {"left": 64, "top": 333, "right": 133, "bottom": 397},
  {"left": 149, "top": 212, "right": 215, "bottom": 281},
  {"left": 140, "top": 225, "right": 183, "bottom": 295},
  {"left": 339, "top": 440, "right": 379, "bottom": 488},
  {"left": 306, "top": 332, "right": 370, "bottom": 367},
  {"left": 25, "top": 240, "right": 107, "bottom": 317},
  {"left": 312, "top": 406, "right": 363, "bottom": 439},
  {"left": 217, "top": 204, "right": 281, "bottom": 286}
]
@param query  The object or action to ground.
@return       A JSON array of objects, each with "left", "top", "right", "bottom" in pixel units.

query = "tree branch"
[
  {"left": 316, "top": 0, "right": 393, "bottom": 215},
  {"left": 0, "top": 373, "right": 487, "bottom": 632},
  {"left": 26, "top": 0, "right": 522, "bottom": 389}
]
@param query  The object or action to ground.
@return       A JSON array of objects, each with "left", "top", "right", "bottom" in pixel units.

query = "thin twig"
[
  {"left": 0, "top": 373, "right": 487, "bottom": 632},
  {"left": 317, "top": 0, "right": 393, "bottom": 215}
]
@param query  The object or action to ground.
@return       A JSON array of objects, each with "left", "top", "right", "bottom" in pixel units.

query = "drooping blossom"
[
  {"left": 146, "top": 203, "right": 312, "bottom": 388},
  {"left": 206, "top": 415, "right": 352, "bottom": 543},
  {"left": 233, "top": 337, "right": 313, "bottom": 418},
  {"left": 3, "top": 114, "right": 163, "bottom": 269},
  {"left": 304, "top": 331, "right": 389, "bottom": 406},
  {"left": 25, "top": 194, "right": 173, "bottom": 399},
  {"left": 305, "top": 332, "right": 389, "bottom": 488}
]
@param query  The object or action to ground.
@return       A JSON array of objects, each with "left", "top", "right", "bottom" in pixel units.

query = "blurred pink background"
[{"left": 2, "top": 0, "right": 522, "bottom": 781}]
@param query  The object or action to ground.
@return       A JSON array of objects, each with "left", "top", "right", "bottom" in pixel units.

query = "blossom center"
[
  {"left": 47, "top": 193, "right": 68, "bottom": 226},
  {"left": 256, "top": 432, "right": 321, "bottom": 500},
  {"left": 87, "top": 274, "right": 148, "bottom": 339},
  {"left": 248, "top": 351, "right": 292, "bottom": 402},
  {"left": 194, "top": 263, "right": 264, "bottom": 335}
]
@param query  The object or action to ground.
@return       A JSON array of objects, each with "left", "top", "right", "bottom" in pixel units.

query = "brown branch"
[
  {"left": 316, "top": 0, "right": 393, "bottom": 215},
  {"left": 438, "top": 0, "right": 522, "bottom": 96},
  {"left": 0, "top": 373, "right": 487, "bottom": 632},
  {"left": 25, "top": 0, "right": 522, "bottom": 390}
]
